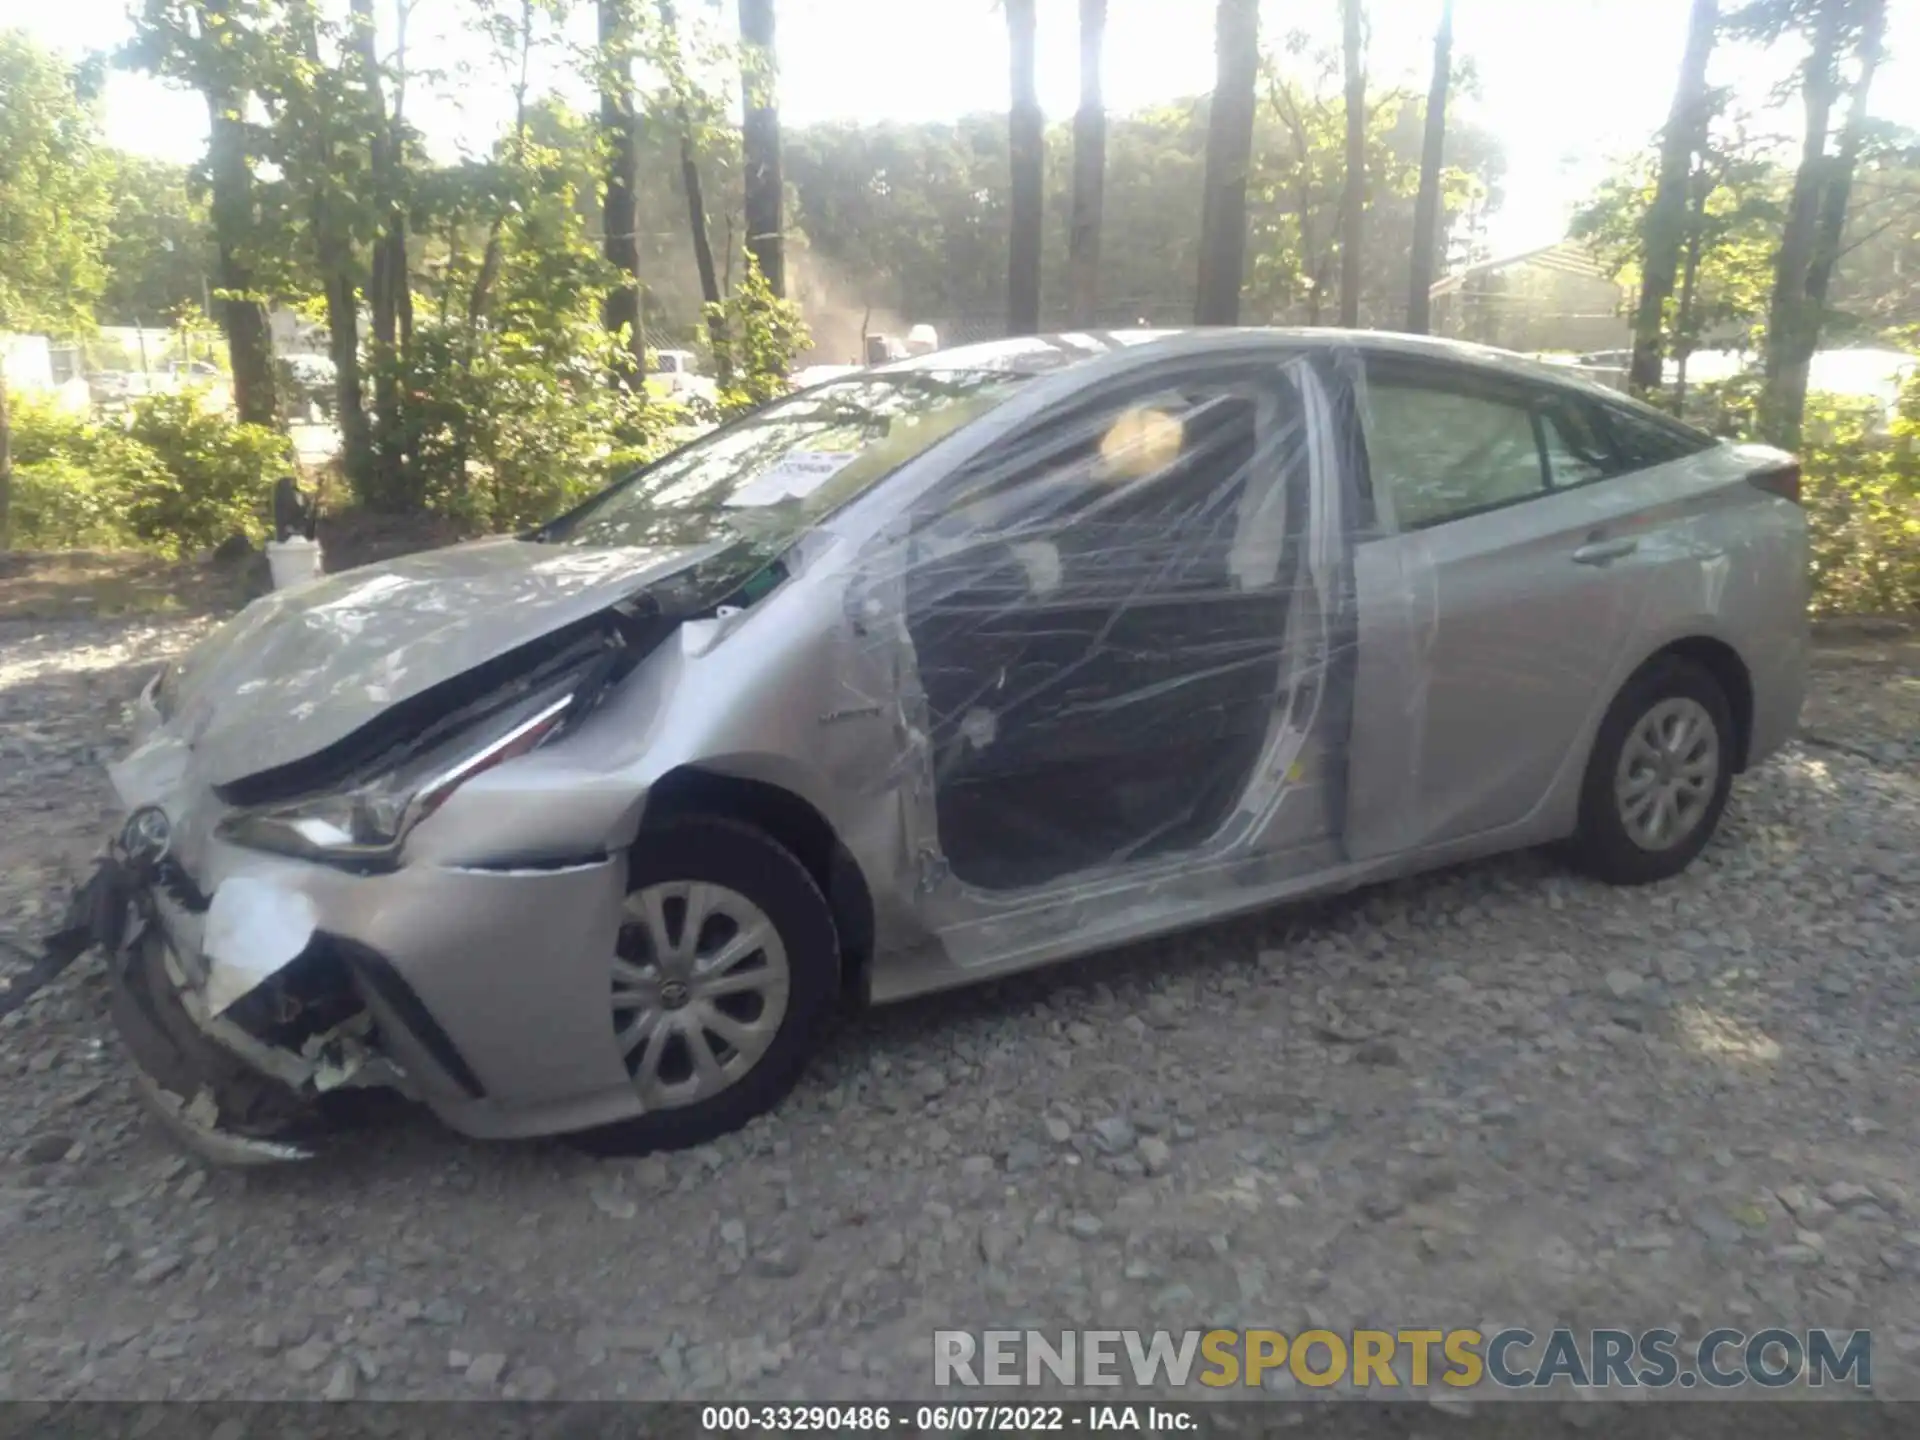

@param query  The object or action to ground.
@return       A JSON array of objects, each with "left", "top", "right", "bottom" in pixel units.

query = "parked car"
[
  {"left": 646, "top": 348, "right": 719, "bottom": 406},
  {"left": 83, "top": 328, "right": 1807, "bottom": 1164}
]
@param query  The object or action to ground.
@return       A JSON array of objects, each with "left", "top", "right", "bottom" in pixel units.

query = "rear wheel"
[
  {"left": 1565, "top": 655, "right": 1734, "bottom": 886},
  {"left": 567, "top": 816, "right": 839, "bottom": 1156}
]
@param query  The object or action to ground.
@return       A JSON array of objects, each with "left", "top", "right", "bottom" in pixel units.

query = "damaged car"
[{"left": 75, "top": 329, "right": 1808, "bottom": 1163}]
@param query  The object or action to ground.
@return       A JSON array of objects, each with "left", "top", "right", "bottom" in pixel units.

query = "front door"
[{"left": 901, "top": 362, "right": 1313, "bottom": 891}]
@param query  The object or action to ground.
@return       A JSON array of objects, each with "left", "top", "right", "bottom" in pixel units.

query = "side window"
[
  {"left": 919, "top": 374, "right": 1295, "bottom": 599},
  {"left": 1601, "top": 403, "right": 1716, "bottom": 472},
  {"left": 1361, "top": 378, "right": 1545, "bottom": 530},
  {"left": 1539, "top": 395, "right": 1616, "bottom": 488}
]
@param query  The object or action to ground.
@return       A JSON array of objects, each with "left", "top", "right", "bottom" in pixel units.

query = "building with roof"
[{"left": 1429, "top": 240, "right": 1631, "bottom": 356}]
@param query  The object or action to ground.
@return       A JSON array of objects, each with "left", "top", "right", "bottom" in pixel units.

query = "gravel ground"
[{"left": 0, "top": 612, "right": 1915, "bottom": 1406}]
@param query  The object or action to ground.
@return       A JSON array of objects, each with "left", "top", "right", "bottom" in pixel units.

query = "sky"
[{"left": 17, "top": 0, "right": 1920, "bottom": 257}]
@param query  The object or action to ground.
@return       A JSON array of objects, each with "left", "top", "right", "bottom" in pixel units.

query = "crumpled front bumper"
[
  {"left": 75, "top": 843, "right": 407, "bottom": 1165},
  {"left": 88, "top": 674, "right": 648, "bottom": 1162}
]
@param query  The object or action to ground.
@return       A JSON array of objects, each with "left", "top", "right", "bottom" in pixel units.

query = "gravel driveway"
[{"left": 1, "top": 613, "right": 1916, "bottom": 1404}]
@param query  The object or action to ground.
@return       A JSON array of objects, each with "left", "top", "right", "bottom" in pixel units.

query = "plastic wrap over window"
[{"left": 889, "top": 364, "right": 1313, "bottom": 892}]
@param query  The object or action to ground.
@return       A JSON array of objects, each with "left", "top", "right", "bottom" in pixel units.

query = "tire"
[
  {"left": 1564, "top": 654, "right": 1735, "bottom": 886},
  {"left": 567, "top": 816, "right": 839, "bottom": 1157}
]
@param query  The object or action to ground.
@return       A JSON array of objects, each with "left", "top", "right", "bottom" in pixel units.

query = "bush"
[
  {"left": 6, "top": 390, "right": 289, "bottom": 556},
  {"left": 373, "top": 321, "right": 685, "bottom": 532},
  {"left": 1799, "top": 388, "right": 1920, "bottom": 616},
  {"left": 123, "top": 391, "right": 292, "bottom": 555},
  {"left": 8, "top": 456, "right": 139, "bottom": 551},
  {"left": 704, "top": 253, "right": 811, "bottom": 420},
  {"left": 1689, "top": 374, "right": 1919, "bottom": 615}
]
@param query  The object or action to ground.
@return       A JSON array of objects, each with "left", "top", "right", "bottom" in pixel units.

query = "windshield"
[{"left": 538, "top": 370, "right": 1028, "bottom": 550}]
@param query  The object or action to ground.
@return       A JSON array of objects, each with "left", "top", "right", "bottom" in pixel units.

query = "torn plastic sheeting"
[
  {"left": 201, "top": 875, "right": 320, "bottom": 1016},
  {"left": 880, "top": 359, "right": 1346, "bottom": 897}
]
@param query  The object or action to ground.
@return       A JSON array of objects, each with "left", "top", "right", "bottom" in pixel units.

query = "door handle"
[{"left": 1572, "top": 537, "right": 1638, "bottom": 566}]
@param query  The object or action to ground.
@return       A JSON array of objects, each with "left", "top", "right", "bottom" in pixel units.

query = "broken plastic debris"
[
  {"left": 134, "top": 1074, "right": 312, "bottom": 1166},
  {"left": 184, "top": 1087, "right": 221, "bottom": 1130}
]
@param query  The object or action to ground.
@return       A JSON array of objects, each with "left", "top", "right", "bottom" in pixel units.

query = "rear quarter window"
[{"left": 1597, "top": 402, "right": 1718, "bottom": 472}]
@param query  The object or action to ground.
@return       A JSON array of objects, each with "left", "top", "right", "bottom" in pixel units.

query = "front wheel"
[
  {"left": 1564, "top": 655, "right": 1734, "bottom": 886},
  {"left": 567, "top": 816, "right": 840, "bottom": 1157}
]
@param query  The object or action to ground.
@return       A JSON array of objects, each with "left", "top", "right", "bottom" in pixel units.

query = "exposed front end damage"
[
  {"left": 92, "top": 801, "right": 454, "bottom": 1164},
  {"left": 110, "top": 924, "right": 362, "bottom": 1165},
  {"left": 84, "top": 545, "right": 747, "bottom": 1164}
]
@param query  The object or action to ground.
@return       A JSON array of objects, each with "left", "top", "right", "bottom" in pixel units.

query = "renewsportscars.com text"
[{"left": 933, "top": 1327, "right": 1873, "bottom": 1391}]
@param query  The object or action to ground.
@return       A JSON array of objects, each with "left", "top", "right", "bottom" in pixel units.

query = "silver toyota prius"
[{"left": 85, "top": 329, "right": 1808, "bottom": 1163}]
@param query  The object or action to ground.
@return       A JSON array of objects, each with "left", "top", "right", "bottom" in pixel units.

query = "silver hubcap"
[
  {"left": 1614, "top": 696, "right": 1719, "bottom": 852},
  {"left": 612, "top": 881, "right": 790, "bottom": 1109}
]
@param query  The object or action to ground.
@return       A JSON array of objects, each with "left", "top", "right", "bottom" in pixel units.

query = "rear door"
[{"left": 1345, "top": 357, "right": 1671, "bottom": 857}]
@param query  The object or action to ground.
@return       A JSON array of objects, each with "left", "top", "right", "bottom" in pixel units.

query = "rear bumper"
[
  {"left": 1743, "top": 538, "right": 1811, "bottom": 770},
  {"left": 1746, "top": 631, "right": 1807, "bottom": 769}
]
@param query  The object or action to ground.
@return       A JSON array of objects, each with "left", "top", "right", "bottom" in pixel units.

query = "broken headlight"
[{"left": 216, "top": 685, "right": 577, "bottom": 866}]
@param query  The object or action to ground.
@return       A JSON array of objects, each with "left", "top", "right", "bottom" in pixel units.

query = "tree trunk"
[
  {"left": 296, "top": 12, "right": 370, "bottom": 491},
  {"left": 1803, "top": 0, "right": 1886, "bottom": 316},
  {"left": 1673, "top": 167, "right": 1711, "bottom": 415},
  {"left": 1338, "top": 0, "right": 1366, "bottom": 328},
  {"left": 680, "top": 124, "right": 724, "bottom": 338},
  {"left": 203, "top": 84, "right": 278, "bottom": 427},
  {"left": 1006, "top": 0, "right": 1043, "bottom": 336},
  {"left": 351, "top": 0, "right": 410, "bottom": 503},
  {"left": 657, "top": 0, "right": 725, "bottom": 363},
  {"left": 387, "top": 1, "right": 413, "bottom": 350},
  {"left": 1405, "top": 0, "right": 1452, "bottom": 334},
  {"left": 739, "top": 0, "right": 784, "bottom": 298},
  {"left": 600, "top": 0, "right": 646, "bottom": 385},
  {"left": 1067, "top": 0, "right": 1107, "bottom": 328},
  {"left": 0, "top": 355, "right": 13, "bottom": 551},
  {"left": 1757, "top": 1, "right": 1848, "bottom": 450},
  {"left": 321, "top": 264, "right": 367, "bottom": 465},
  {"left": 1628, "top": 0, "right": 1718, "bottom": 399},
  {"left": 1195, "top": 0, "right": 1259, "bottom": 326},
  {"left": 352, "top": 0, "right": 396, "bottom": 348},
  {"left": 467, "top": 233, "right": 505, "bottom": 321},
  {"left": 1757, "top": 0, "right": 1887, "bottom": 447},
  {"left": 469, "top": 0, "right": 535, "bottom": 326}
]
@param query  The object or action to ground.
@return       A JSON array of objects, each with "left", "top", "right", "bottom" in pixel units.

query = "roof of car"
[{"left": 869, "top": 326, "right": 1630, "bottom": 400}]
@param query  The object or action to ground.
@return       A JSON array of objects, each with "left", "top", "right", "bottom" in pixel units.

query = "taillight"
[{"left": 1747, "top": 462, "right": 1801, "bottom": 505}]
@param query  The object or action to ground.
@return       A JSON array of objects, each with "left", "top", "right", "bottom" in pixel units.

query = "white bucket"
[{"left": 265, "top": 537, "right": 324, "bottom": 590}]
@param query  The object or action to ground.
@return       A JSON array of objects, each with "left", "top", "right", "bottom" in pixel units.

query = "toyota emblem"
[{"left": 120, "top": 806, "right": 173, "bottom": 864}]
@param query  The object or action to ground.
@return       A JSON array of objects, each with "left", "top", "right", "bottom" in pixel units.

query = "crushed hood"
[{"left": 156, "top": 537, "right": 724, "bottom": 788}]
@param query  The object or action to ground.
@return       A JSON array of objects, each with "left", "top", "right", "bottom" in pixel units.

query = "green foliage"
[
  {"left": 350, "top": 89, "right": 687, "bottom": 530},
  {"left": 706, "top": 254, "right": 811, "bottom": 419},
  {"left": 1693, "top": 372, "right": 1920, "bottom": 614},
  {"left": 6, "top": 397, "right": 167, "bottom": 550},
  {"left": 8, "top": 391, "right": 288, "bottom": 555},
  {"left": 1571, "top": 128, "right": 1782, "bottom": 359},
  {"left": 1799, "top": 383, "right": 1920, "bottom": 615},
  {"left": 98, "top": 152, "right": 215, "bottom": 326},
  {"left": 123, "top": 391, "right": 291, "bottom": 554},
  {"left": 1249, "top": 57, "right": 1442, "bottom": 324},
  {"left": 377, "top": 321, "right": 682, "bottom": 532},
  {"left": 0, "top": 28, "right": 113, "bottom": 334}
]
